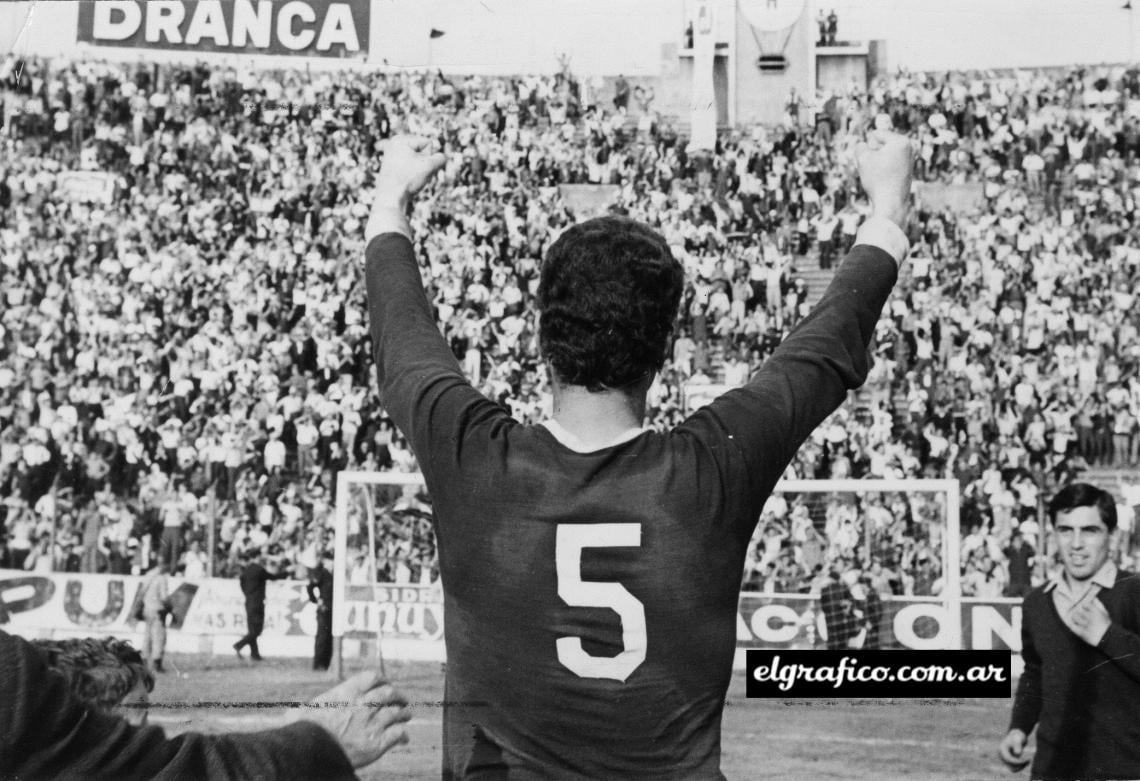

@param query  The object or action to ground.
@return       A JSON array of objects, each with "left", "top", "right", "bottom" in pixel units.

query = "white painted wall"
[
  {"left": 1, "top": 0, "right": 1138, "bottom": 74},
  {"left": 817, "top": 0, "right": 1140, "bottom": 72}
]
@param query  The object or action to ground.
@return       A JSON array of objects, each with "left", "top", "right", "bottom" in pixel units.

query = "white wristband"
[
  {"left": 365, "top": 206, "right": 413, "bottom": 244},
  {"left": 854, "top": 216, "right": 910, "bottom": 266}
]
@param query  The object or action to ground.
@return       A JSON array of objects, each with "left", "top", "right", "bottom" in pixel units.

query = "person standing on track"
[
  {"left": 999, "top": 482, "right": 1140, "bottom": 780},
  {"left": 307, "top": 552, "right": 335, "bottom": 671},
  {"left": 363, "top": 130, "right": 912, "bottom": 778},
  {"left": 139, "top": 560, "right": 171, "bottom": 673},
  {"left": 233, "top": 549, "right": 286, "bottom": 662},
  {"left": 819, "top": 566, "right": 856, "bottom": 650}
]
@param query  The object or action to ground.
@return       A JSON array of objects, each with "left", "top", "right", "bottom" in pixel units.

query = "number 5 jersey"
[{"left": 365, "top": 226, "right": 902, "bottom": 779}]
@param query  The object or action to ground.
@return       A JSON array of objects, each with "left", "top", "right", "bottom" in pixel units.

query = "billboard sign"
[
  {"left": 0, "top": 570, "right": 1021, "bottom": 655},
  {"left": 56, "top": 171, "right": 117, "bottom": 205},
  {"left": 77, "top": 0, "right": 369, "bottom": 58}
]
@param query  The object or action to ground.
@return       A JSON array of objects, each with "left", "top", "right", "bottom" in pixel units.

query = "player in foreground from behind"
[
  {"left": 1, "top": 628, "right": 411, "bottom": 779},
  {"left": 999, "top": 482, "right": 1140, "bottom": 780},
  {"left": 364, "top": 132, "right": 911, "bottom": 778}
]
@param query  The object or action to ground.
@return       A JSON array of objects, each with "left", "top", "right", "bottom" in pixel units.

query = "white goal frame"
[
  {"left": 332, "top": 473, "right": 961, "bottom": 676},
  {"left": 331, "top": 470, "right": 427, "bottom": 678}
]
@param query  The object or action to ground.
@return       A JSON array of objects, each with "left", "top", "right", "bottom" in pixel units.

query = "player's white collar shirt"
[
  {"left": 540, "top": 419, "right": 646, "bottom": 454},
  {"left": 1046, "top": 559, "right": 1118, "bottom": 617}
]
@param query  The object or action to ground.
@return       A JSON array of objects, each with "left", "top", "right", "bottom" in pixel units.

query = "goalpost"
[
  {"left": 331, "top": 470, "right": 430, "bottom": 679},
  {"left": 766, "top": 479, "right": 963, "bottom": 652},
  {"left": 332, "top": 473, "right": 961, "bottom": 677}
]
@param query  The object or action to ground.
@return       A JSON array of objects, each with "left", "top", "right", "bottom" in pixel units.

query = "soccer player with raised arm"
[{"left": 364, "top": 131, "right": 913, "bottom": 778}]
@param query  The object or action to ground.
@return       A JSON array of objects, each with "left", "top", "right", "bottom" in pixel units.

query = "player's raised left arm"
[
  {"left": 756, "top": 131, "right": 912, "bottom": 453},
  {"left": 683, "top": 132, "right": 911, "bottom": 506}
]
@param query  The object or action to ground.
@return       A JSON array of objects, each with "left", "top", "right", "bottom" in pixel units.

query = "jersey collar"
[
  {"left": 1044, "top": 559, "right": 1118, "bottom": 596},
  {"left": 540, "top": 419, "right": 646, "bottom": 453}
]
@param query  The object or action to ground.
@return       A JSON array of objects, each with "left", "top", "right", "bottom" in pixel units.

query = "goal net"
[
  {"left": 331, "top": 474, "right": 962, "bottom": 673},
  {"left": 739, "top": 479, "right": 963, "bottom": 654}
]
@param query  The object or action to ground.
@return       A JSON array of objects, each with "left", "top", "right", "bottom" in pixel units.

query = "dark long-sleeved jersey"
[
  {"left": 1011, "top": 570, "right": 1140, "bottom": 780},
  {"left": 366, "top": 232, "right": 898, "bottom": 778}
]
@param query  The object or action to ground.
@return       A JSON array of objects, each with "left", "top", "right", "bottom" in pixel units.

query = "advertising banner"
[
  {"left": 913, "top": 182, "right": 986, "bottom": 214},
  {"left": 76, "top": 0, "right": 369, "bottom": 59},
  {"left": 0, "top": 570, "right": 373, "bottom": 639},
  {"left": 342, "top": 583, "right": 444, "bottom": 643},
  {"left": 735, "top": 592, "right": 1020, "bottom": 652},
  {"left": 0, "top": 571, "right": 1019, "bottom": 653},
  {"left": 56, "top": 171, "right": 117, "bottom": 205}
]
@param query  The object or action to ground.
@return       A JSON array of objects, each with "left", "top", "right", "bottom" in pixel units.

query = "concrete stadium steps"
[
  {"left": 851, "top": 385, "right": 873, "bottom": 414},
  {"left": 890, "top": 389, "right": 910, "bottom": 430},
  {"left": 793, "top": 252, "right": 836, "bottom": 307},
  {"left": 706, "top": 340, "right": 726, "bottom": 383}
]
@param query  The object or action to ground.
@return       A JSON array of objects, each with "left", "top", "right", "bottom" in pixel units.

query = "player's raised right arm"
[
  {"left": 363, "top": 136, "right": 476, "bottom": 450},
  {"left": 365, "top": 135, "right": 447, "bottom": 239}
]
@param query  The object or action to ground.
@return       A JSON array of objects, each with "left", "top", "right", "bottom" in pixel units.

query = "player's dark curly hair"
[
  {"left": 34, "top": 637, "right": 155, "bottom": 712},
  {"left": 538, "top": 216, "right": 684, "bottom": 392},
  {"left": 1047, "top": 482, "right": 1117, "bottom": 531}
]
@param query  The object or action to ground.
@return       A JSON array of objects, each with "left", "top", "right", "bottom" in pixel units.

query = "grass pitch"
[{"left": 149, "top": 653, "right": 1010, "bottom": 780}]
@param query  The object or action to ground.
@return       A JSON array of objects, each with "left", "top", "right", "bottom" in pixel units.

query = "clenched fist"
[
  {"left": 373, "top": 135, "right": 446, "bottom": 210},
  {"left": 856, "top": 130, "right": 914, "bottom": 230},
  {"left": 366, "top": 135, "right": 447, "bottom": 243}
]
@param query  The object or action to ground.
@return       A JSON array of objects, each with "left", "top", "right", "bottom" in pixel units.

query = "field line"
[
  {"left": 151, "top": 714, "right": 439, "bottom": 728},
  {"left": 744, "top": 731, "right": 983, "bottom": 751}
]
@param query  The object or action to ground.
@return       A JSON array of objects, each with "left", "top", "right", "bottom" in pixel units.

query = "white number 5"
[{"left": 555, "top": 523, "right": 646, "bottom": 682}]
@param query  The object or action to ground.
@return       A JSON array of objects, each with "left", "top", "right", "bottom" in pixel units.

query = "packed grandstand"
[{"left": 1, "top": 54, "right": 1139, "bottom": 605}]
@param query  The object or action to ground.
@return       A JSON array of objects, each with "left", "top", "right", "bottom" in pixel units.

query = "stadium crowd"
[{"left": 0, "top": 54, "right": 1139, "bottom": 600}]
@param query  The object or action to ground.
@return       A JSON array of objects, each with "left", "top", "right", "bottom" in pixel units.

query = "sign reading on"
[{"left": 77, "top": 0, "right": 369, "bottom": 58}]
